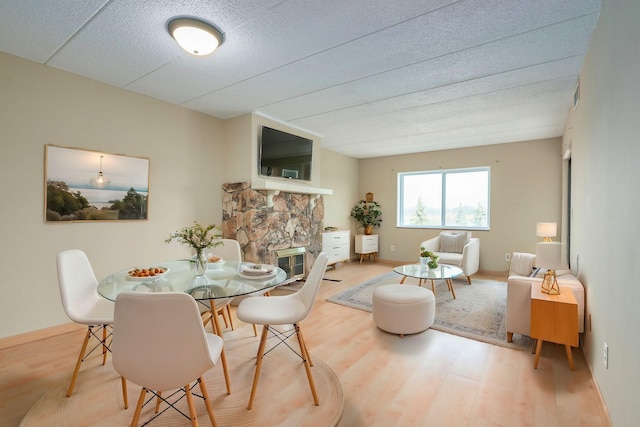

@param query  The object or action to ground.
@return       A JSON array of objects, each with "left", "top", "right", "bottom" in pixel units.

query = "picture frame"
[{"left": 44, "top": 145, "right": 150, "bottom": 222}]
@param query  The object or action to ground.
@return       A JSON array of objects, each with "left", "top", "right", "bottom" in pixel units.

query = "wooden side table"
[{"left": 530, "top": 285, "right": 579, "bottom": 370}]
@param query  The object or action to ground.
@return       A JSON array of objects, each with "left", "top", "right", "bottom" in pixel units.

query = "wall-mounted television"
[{"left": 259, "top": 126, "right": 313, "bottom": 181}]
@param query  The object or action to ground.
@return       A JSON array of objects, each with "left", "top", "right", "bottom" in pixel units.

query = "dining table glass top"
[{"left": 97, "top": 260, "right": 288, "bottom": 302}]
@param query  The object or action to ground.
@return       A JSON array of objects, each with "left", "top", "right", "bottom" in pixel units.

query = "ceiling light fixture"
[{"left": 168, "top": 17, "right": 223, "bottom": 56}]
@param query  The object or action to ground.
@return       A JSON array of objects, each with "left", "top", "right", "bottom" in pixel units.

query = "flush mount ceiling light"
[{"left": 168, "top": 17, "right": 223, "bottom": 56}]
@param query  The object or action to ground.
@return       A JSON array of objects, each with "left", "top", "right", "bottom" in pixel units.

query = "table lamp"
[
  {"left": 536, "top": 222, "right": 557, "bottom": 242},
  {"left": 535, "top": 242, "right": 562, "bottom": 294}
]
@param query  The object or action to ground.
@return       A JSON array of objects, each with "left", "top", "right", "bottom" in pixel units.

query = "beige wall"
[
  {"left": 0, "top": 52, "right": 359, "bottom": 339},
  {"left": 0, "top": 52, "right": 226, "bottom": 337},
  {"left": 357, "top": 138, "right": 564, "bottom": 271},
  {"left": 318, "top": 147, "right": 360, "bottom": 237},
  {"left": 567, "top": 1, "right": 640, "bottom": 425}
]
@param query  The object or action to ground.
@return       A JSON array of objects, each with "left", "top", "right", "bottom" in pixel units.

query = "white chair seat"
[
  {"left": 236, "top": 295, "right": 307, "bottom": 325},
  {"left": 70, "top": 297, "right": 115, "bottom": 325},
  {"left": 205, "top": 333, "right": 225, "bottom": 358}
]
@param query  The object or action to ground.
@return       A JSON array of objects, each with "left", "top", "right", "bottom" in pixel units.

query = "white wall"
[
  {"left": 357, "top": 138, "right": 564, "bottom": 271},
  {"left": 568, "top": 0, "right": 640, "bottom": 424}
]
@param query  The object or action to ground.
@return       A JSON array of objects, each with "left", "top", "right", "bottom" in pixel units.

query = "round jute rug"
[{"left": 20, "top": 327, "right": 343, "bottom": 427}]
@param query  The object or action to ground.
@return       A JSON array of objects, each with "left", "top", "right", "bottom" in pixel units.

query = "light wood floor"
[{"left": 0, "top": 261, "right": 611, "bottom": 426}]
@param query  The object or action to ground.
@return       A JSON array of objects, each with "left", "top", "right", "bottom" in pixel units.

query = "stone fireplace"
[{"left": 221, "top": 182, "right": 324, "bottom": 275}]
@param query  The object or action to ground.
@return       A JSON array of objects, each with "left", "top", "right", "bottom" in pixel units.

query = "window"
[{"left": 398, "top": 167, "right": 490, "bottom": 230}]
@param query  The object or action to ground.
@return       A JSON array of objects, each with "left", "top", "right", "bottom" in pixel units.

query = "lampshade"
[
  {"left": 535, "top": 242, "right": 562, "bottom": 270},
  {"left": 168, "top": 18, "right": 223, "bottom": 56},
  {"left": 536, "top": 222, "right": 557, "bottom": 241}
]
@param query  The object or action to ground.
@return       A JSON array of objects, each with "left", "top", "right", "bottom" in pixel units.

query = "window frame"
[{"left": 397, "top": 166, "right": 491, "bottom": 230}]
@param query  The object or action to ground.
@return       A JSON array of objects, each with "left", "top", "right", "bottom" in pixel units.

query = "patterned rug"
[{"left": 326, "top": 271, "right": 534, "bottom": 351}]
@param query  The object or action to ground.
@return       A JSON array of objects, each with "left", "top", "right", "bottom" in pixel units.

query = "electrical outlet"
[
  {"left": 505, "top": 253, "right": 511, "bottom": 262},
  {"left": 390, "top": 245, "right": 395, "bottom": 251},
  {"left": 603, "top": 342, "right": 608, "bottom": 369}
]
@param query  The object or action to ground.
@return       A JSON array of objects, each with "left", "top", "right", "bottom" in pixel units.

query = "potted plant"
[
  {"left": 350, "top": 200, "right": 382, "bottom": 235},
  {"left": 419, "top": 247, "right": 439, "bottom": 269},
  {"left": 166, "top": 221, "right": 223, "bottom": 276}
]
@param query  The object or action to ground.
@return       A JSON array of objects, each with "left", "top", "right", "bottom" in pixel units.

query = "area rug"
[
  {"left": 326, "top": 271, "right": 534, "bottom": 351},
  {"left": 20, "top": 326, "right": 344, "bottom": 427}
]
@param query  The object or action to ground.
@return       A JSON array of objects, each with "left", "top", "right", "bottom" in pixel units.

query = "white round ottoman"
[{"left": 372, "top": 284, "right": 435, "bottom": 337}]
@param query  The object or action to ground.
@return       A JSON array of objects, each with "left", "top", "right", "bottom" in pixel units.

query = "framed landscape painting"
[{"left": 44, "top": 145, "right": 150, "bottom": 222}]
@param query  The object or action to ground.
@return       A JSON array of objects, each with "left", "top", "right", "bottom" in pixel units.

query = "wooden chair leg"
[
  {"left": 155, "top": 391, "right": 162, "bottom": 413},
  {"left": 248, "top": 325, "right": 269, "bottom": 409},
  {"left": 218, "top": 307, "right": 229, "bottom": 328},
  {"left": 121, "top": 377, "right": 128, "bottom": 409},
  {"left": 67, "top": 328, "right": 91, "bottom": 397},
  {"left": 102, "top": 325, "right": 108, "bottom": 365},
  {"left": 297, "top": 326, "right": 313, "bottom": 367},
  {"left": 185, "top": 385, "right": 198, "bottom": 427},
  {"left": 295, "top": 324, "right": 319, "bottom": 406},
  {"left": 226, "top": 305, "right": 234, "bottom": 330},
  {"left": 220, "top": 348, "right": 231, "bottom": 395},
  {"left": 131, "top": 388, "right": 147, "bottom": 427},
  {"left": 199, "top": 377, "right": 218, "bottom": 427}
]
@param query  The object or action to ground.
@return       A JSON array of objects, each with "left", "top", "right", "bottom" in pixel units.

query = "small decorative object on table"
[
  {"left": 350, "top": 199, "right": 382, "bottom": 235},
  {"left": 165, "top": 221, "right": 223, "bottom": 276},
  {"left": 419, "top": 247, "right": 439, "bottom": 269}
]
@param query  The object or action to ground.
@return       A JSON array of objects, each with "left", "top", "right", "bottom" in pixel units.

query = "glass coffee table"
[{"left": 393, "top": 264, "right": 463, "bottom": 299}]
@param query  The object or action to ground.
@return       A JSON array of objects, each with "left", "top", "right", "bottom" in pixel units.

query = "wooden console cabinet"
[{"left": 322, "top": 230, "right": 350, "bottom": 266}]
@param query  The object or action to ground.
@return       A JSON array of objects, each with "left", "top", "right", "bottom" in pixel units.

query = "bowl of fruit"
[
  {"left": 207, "top": 255, "right": 225, "bottom": 269},
  {"left": 126, "top": 266, "right": 169, "bottom": 281}
]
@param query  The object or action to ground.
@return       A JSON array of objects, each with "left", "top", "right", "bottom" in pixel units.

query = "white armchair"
[{"left": 420, "top": 230, "right": 480, "bottom": 284}]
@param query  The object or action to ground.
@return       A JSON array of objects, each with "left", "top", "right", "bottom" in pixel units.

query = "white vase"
[{"left": 419, "top": 257, "right": 429, "bottom": 268}]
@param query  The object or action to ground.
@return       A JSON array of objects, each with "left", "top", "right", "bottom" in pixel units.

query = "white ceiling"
[{"left": 0, "top": 0, "right": 601, "bottom": 159}]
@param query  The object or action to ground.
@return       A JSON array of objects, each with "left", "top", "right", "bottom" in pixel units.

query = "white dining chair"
[
  {"left": 56, "top": 249, "right": 115, "bottom": 397},
  {"left": 112, "top": 292, "right": 228, "bottom": 427},
  {"left": 236, "top": 252, "right": 328, "bottom": 409},
  {"left": 201, "top": 239, "right": 243, "bottom": 333}
]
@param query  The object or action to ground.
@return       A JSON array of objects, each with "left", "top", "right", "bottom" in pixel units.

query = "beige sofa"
[{"left": 506, "top": 252, "right": 585, "bottom": 342}]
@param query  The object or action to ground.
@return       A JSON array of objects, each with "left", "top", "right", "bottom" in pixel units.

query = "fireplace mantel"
[{"left": 251, "top": 178, "right": 333, "bottom": 195}]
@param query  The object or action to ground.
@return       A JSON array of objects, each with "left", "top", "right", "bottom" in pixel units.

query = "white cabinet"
[
  {"left": 322, "top": 230, "right": 350, "bottom": 265},
  {"left": 355, "top": 234, "right": 378, "bottom": 263}
]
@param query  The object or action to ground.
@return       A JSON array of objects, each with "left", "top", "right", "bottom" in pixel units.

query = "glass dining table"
[{"left": 98, "top": 259, "right": 288, "bottom": 335}]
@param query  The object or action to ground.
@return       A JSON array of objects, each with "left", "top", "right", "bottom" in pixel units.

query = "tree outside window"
[{"left": 398, "top": 167, "right": 490, "bottom": 230}]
